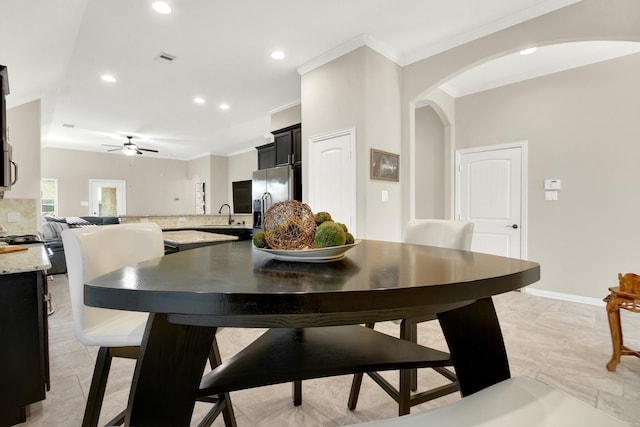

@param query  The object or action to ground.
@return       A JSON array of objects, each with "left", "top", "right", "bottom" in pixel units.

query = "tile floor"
[{"left": 20, "top": 275, "right": 640, "bottom": 426}]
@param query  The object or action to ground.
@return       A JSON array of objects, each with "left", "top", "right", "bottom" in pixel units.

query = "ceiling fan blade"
[
  {"left": 107, "top": 148, "right": 122, "bottom": 152},
  {"left": 136, "top": 150, "right": 143, "bottom": 155},
  {"left": 139, "top": 148, "right": 159, "bottom": 153},
  {"left": 102, "top": 144, "right": 122, "bottom": 148}
]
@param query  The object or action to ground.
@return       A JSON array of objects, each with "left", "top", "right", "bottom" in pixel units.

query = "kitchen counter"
[
  {"left": 162, "top": 230, "right": 238, "bottom": 252},
  {"left": 0, "top": 244, "right": 51, "bottom": 274}
]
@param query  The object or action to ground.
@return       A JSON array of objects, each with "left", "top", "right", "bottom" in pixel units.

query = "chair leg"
[
  {"left": 83, "top": 347, "right": 113, "bottom": 427},
  {"left": 292, "top": 381, "right": 302, "bottom": 406}
]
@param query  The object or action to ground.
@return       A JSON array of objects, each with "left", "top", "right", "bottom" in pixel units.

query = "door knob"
[{"left": 506, "top": 224, "right": 518, "bottom": 229}]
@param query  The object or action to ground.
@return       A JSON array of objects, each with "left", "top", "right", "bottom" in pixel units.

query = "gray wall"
[
  {"left": 456, "top": 53, "right": 640, "bottom": 299},
  {"left": 6, "top": 99, "right": 41, "bottom": 201},
  {"left": 415, "top": 105, "right": 445, "bottom": 219},
  {"left": 301, "top": 46, "right": 402, "bottom": 240}
]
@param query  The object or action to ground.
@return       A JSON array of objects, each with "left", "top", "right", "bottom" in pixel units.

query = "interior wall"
[
  {"left": 5, "top": 99, "right": 41, "bottom": 201},
  {"left": 42, "top": 147, "right": 197, "bottom": 216},
  {"left": 456, "top": 53, "right": 640, "bottom": 299},
  {"left": 301, "top": 46, "right": 402, "bottom": 240},
  {"left": 271, "top": 104, "right": 301, "bottom": 132},
  {"left": 414, "top": 105, "right": 444, "bottom": 219},
  {"left": 400, "top": 0, "right": 640, "bottom": 240},
  {"left": 400, "top": 0, "right": 640, "bottom": 300}
]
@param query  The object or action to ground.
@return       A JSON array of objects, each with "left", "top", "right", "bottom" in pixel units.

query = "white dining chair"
[
  {"left": 348, "top": 219, "right": 474, "bottom": 415},
  {"left": 345, "top": 376, "right": 630, "bottom": 427},
  {"left": 62, "top": 223, "right": 236, "bottom": 427}
]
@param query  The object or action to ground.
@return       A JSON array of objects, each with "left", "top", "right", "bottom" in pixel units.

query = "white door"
[
  {"left": 456, "top": 143, "right": 527, "bottom": 259},
  {"left": 89, "top": 179, "right": 127, "bottom": 216},
  {"left": 308, "top": 128, "right": 356, "bottom": 233}
]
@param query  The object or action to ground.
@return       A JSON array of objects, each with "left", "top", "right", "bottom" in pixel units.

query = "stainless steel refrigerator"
[{"left": 252, "top": 166, "right": 293, "bottom": 229}]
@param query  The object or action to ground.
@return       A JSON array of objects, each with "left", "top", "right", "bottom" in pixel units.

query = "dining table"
[{"left": 85, "top": 239, "right": 540, "bottom": 426}]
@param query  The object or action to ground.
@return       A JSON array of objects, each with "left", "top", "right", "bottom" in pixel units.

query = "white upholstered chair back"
[
  {"left": 405, "top": 219, "right": 474, "bottom": 251},
  {"left": 61, "top": 223, "right": 165, "bottom": 347}
]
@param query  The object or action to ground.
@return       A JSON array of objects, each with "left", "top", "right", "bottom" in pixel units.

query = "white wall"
[
  {"left": 42, "top": 148, "right": 198, "bottom": 216},
  {"left": 400, "top": 0, "right": 640, "bottom": 300},
  {"left": 6, "top": 99, "right": 41, "bottom": 200},
  {"left": 271, "top": 104, "right": 301, "bottom": 132},
  {"left": 456, "top": 53, "right": 640, "bottom": 299},
  {"left": 414, "top": 105, "right": 444, "bottom": 219},
  {"left": 301, "top": 46, "right": 402, "bottom": 240}
]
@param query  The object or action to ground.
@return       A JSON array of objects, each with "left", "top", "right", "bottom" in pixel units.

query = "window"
[{"left": 41, "top": 178, "right": 58, "bottom": 216}]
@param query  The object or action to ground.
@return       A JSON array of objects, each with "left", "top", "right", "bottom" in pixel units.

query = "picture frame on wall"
[{"left": 370, "top": 149, "right": 399, "bottom": 182}]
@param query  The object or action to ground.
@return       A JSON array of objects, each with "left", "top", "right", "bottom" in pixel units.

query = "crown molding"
[
  {"left": 268, "top": 99, "right": 301, "bottom": 115},
  {"left": 297, "top": 34, "right": 402, "bottom": 76}
]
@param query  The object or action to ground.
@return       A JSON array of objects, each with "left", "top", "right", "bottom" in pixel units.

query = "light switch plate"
[
  {"left": 381, "top": 190, "right": 389, "bottom": 202},
  {"left": 545, "top": 191, "right": 558, "bottom": 201},
  {"left": 544, "top": 179, "right": 561, "bottom": 190}
]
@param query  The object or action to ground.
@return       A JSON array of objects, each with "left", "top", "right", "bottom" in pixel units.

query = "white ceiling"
[{"left": 2, "top": 0, "right": 635, "bottom": 160}]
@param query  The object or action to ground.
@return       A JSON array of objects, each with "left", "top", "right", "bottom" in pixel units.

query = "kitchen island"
[
  {"left": 0, "top": 245, "right": 50, "bottom": 427},
  {"left": 162, "top": 230, "right": 238, "bottom": 253}
]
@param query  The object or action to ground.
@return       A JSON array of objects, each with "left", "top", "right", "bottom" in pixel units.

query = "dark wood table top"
[{"left": 85, "top": 239, "right": 540, "bottom": 327}]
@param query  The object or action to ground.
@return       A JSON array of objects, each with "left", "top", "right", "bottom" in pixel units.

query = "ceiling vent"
[
  {"left": 155, "top": 52, "right": 177, "bottom": 63},
  {"left": 62, "top": 123, "right": 75, "bottom": 128}
]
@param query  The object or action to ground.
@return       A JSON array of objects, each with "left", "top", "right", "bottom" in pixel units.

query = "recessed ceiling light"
[
  {"left": 101, "top": 74, "right": 116, "bottom": 83},
  {"left": 271, "top": 51, "right": 285, "bottom": 60},
  {"left": 194, "top": 97, "right": 205, "bottom": 104},
  {"left": 219, "top": 104, "right": 230, "bottom": 110},
  {"left": 152, "top": 1, "right": 172, "bottom": 14},
  {"left": 519, "top": 47, "right": 537, "bottom": 56}
]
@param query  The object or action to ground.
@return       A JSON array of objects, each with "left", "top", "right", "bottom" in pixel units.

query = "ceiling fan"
[{"left": 103, "top": 136, "right": 159, "bottom": 156}]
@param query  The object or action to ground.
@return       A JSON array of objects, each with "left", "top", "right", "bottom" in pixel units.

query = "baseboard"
[{"left": 522, "top": 287, "right": 605, "bottom": 307}]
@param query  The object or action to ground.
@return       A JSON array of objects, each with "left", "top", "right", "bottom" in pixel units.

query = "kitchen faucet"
[{"left": 218, "top": 203, "right": 232, "bottom": 225}]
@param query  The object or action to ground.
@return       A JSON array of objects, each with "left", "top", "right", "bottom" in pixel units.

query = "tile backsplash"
[{"left": 0, "top": 198, "right": 38, "bottom": 235}]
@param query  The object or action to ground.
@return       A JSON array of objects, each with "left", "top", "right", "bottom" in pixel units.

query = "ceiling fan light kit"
[{"left": 102, "top": 136, "right": 159, "bottom": 156}]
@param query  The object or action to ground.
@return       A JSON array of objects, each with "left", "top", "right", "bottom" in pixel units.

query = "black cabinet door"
[
  {"left": 292, "top": 127, "right": 302, "bottom": 165},
  {"left": 0, "top": 271, "right": 48, "bottom": 424},
  {"left": 256, "top": 143, "right": 276, "bottom": 170},
  {"left": 274, "top": 131, "right": 292, "bottom": 166}
]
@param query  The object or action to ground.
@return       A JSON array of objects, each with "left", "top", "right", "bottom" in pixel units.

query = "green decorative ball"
[
  {"left": 253, "top": 231, "right": 268, "bottom": 248},
  {"left": 314, "top": 221, "right": 346, "bottom": 248},
  {"left": 336, "top": 222, "right": 348, "bottom": 233},
  {"left": 315, "top": 211, "right": 332, "bottom": 225},
  {"left": 345, "top": 232, "right": 355, "bottom": 245}
]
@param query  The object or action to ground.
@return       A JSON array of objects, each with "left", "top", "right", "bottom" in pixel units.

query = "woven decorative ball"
[{"left": 262, "top": 200, "right": 316, "bottom": 250}]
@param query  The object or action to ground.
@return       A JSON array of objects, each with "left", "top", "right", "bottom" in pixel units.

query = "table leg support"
[
  {"left": 438, "top": 297, "right": 510, "bottom": 397},
  {"left": 125, "top": 313, "right": 216, "bottom": 427}
]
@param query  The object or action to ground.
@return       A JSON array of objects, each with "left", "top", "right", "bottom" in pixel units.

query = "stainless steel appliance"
[
  {"left": 252, "top": 166, "right": 293, "bottom": 229},
  {"left": 0, "top": 234, "right": 43, "bottom": 245}
]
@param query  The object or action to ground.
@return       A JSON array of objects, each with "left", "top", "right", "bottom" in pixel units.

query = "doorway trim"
[
  {"left": 89, "top": 179, "right": 127, "bottom": 216},
  {"left": 454, "top": 141, "right": 529, "bottom": 260},
  {"left": 308, "top": 127, "right": 357, "bottom": 233}
]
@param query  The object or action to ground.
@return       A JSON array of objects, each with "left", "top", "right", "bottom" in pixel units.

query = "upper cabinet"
[
  {"left": 273, "top": 123, "right": 301, "bottom": 167},
  {"left": 256, "top": 123, "right": 301, "bottom": 170},
  {"left": 256, "top": 143, "right": 275, "bottom": 170}
]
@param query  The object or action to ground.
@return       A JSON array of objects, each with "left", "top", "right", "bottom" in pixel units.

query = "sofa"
[{"left": 42, "top": 216, "right": 120, "bottom": 275}]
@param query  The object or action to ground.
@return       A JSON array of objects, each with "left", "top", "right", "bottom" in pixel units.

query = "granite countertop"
[
  {"left": 0, "top": 244, "right": 51, "bottom": 275},
  {"left": 162, "top": 230, "right": 239, "bottom": 245}
]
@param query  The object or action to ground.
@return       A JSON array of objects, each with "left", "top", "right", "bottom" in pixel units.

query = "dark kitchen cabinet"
[
  {"left": 0, "top": 271, "right": 49, "bottom": 427},
  {"left": 272, "top": 123, "right": 301, "bottom": 167},
  {"left": 256, "top": 143, "right": 276, "bottom": 170}
]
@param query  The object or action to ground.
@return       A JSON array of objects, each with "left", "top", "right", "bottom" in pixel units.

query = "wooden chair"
[
  {"left": 62, "top": 223, "right": 236, "bottom": 427},
  {"left": 348, "top": 219, "right": 474, "bottom": 415},
  {"left": 344, "top": 376, "right": 630, "bottom": 427},
  {"left": 604, "top": 280, "right": 640, "bottom": 372}
]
